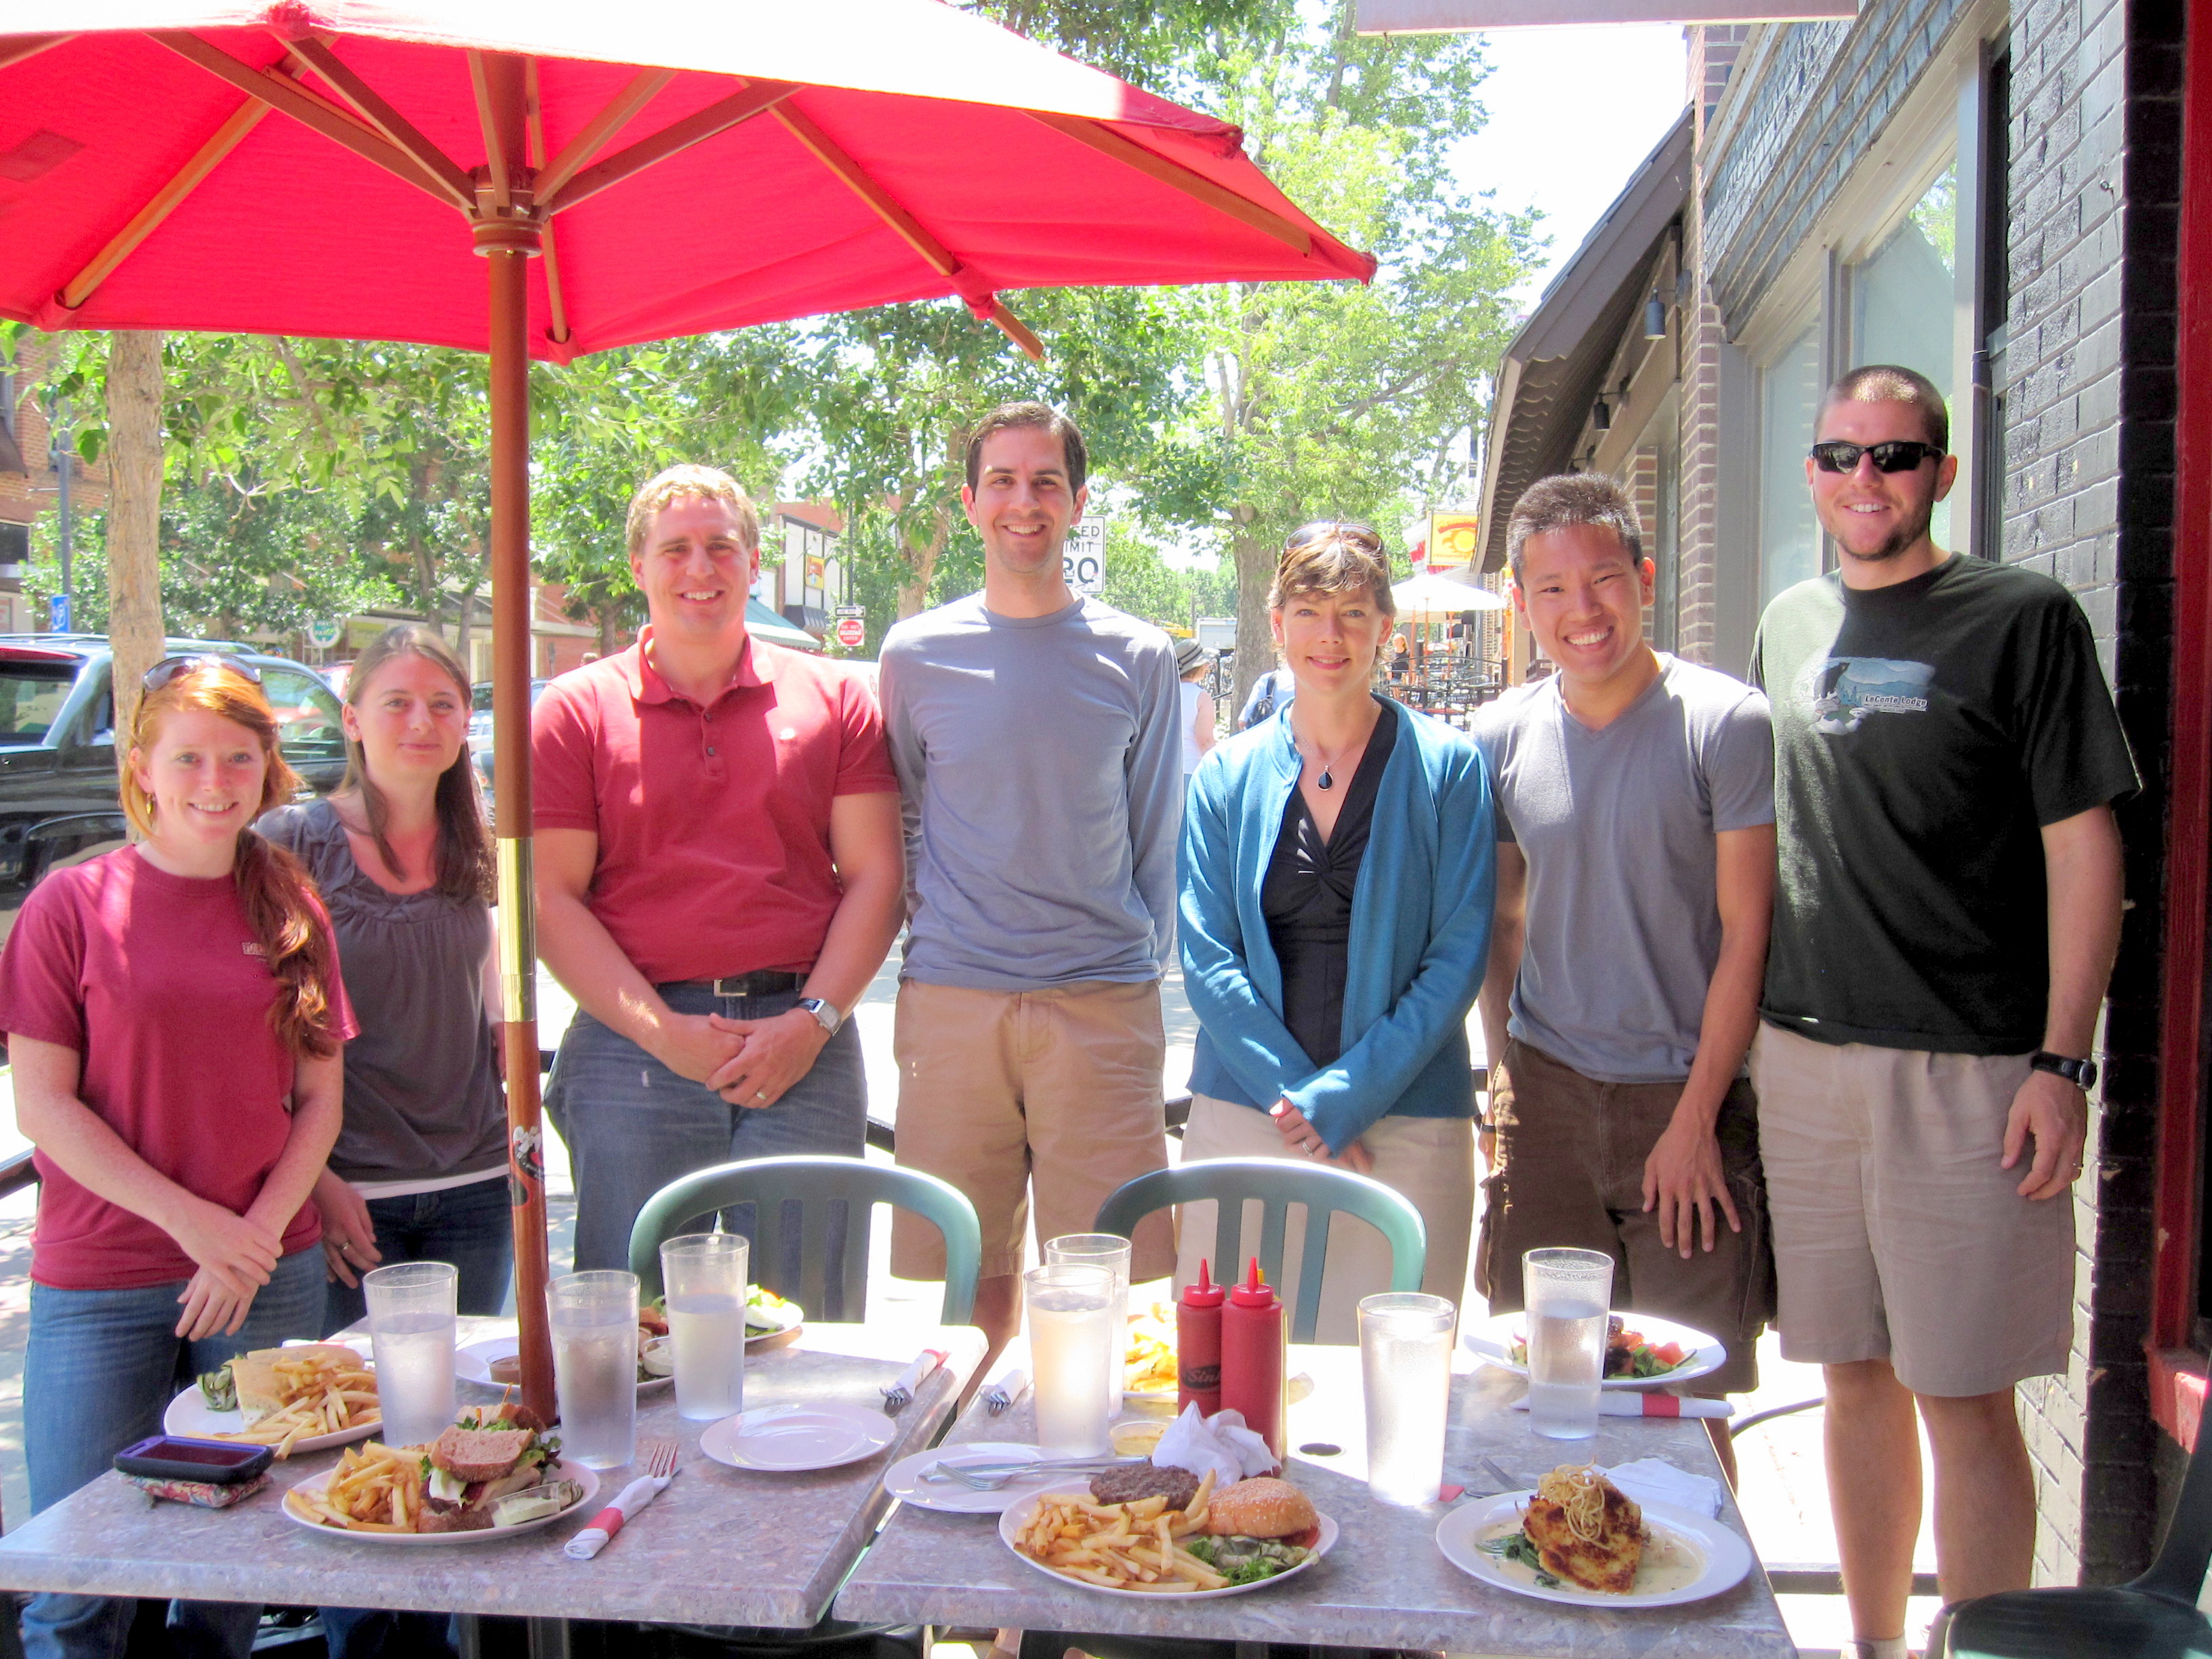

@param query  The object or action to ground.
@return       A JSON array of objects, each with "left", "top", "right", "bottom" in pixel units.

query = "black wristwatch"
[{"left": 2030, "top": 1050, "right": 2098, "bottom": 1091}]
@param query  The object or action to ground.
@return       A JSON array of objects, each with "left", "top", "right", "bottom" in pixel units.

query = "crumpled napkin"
[
  {"left": 1151, "top": 1402, "right": 1278, "bottom": 1486},
  {"left": 1603, "top": 1457, "right": 1722, "bottom": 1518}
]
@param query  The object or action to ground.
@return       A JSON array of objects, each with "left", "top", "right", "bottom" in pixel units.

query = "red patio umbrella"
[{"left": 0, "top": 1, "right": 1374, "bottom": 1417}]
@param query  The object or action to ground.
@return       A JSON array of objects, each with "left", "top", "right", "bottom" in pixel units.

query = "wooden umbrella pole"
[{"left": 487, "top": 243, "right": 554, "bottom": 1423}]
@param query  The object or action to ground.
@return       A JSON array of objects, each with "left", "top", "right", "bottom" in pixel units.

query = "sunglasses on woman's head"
[
  {"left": 1282, "top": 520, "right": 1382, "bottom": 554},
  {"left": 142, "top": 655, "right": 261, "bottom": 693},
  {"left": 1808, "top": 440, "right": 1946, "bottom": 474}
]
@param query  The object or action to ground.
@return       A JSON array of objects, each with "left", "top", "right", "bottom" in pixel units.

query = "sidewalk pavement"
[{"left": 0, "top": 957, "right": 1938, "bottom": 1653}]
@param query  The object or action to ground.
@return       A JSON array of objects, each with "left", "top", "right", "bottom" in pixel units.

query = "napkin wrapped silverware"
[
  {"left": 981, "top": 1366, "right": 1029, "bottom": 1415},
  {"left": 566, "top": 1439, "right": 678, "bottom": 1560},
  {"left": 880, "top": 1347, "right": 949, "bottom": 1413},
  {"left": 1507, "top": 1392, "right": 1733, "bottom": 1418}
]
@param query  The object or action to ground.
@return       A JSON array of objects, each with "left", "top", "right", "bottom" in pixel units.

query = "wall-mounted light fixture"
[
  {"left": 1644, "top": 289, "right": 1668, "bottom": 339},
  {"left": 1593, "top": 397, "right": 1612, "bottom": 432}
]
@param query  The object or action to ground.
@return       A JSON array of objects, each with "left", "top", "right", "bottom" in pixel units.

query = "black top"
[{"left": 1262, "top": 699, "right": 1399, "bottom": 1069}]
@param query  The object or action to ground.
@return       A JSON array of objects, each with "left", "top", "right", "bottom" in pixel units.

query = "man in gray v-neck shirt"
[
  {"left": 1471, "top": 472, "right": 1777, "bottom": 1426},
  {"left": 877, "top": 403, "right": 1182, "bottom": 1357}
]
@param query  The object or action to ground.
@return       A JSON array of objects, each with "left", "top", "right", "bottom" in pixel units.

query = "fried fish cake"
[{"left": 1521, "top": 1481, "right": 1645, "bottom": 1593}]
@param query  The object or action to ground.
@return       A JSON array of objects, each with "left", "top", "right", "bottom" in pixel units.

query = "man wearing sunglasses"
[{"left": 1749, "top": 365, "right": 2137, "bottom": 1659}]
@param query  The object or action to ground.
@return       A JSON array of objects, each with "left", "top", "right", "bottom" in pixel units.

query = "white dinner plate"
[
  {"left": 164, "top": 1339, "right": 382, "bottom": 1456},
  {"left": 283, "top": 1458, "right": 598, "bottom": 1545},
  {"left": 453, "top": 1334, "right": 674, "bottom": 1394},
  {"left": 699, "top": 1402, "right": 897, "bottom": 1472},
  {"left": 1461, "top": 1312, "right": 1727, "bottom": 1391},
  {"left": 1434, "top": 1490, "right": 1752, "bottom": 1609},
  {"left": 882, "top": 1441, "right": 1070, "bottom": 1514},
  {"left": 999, "top": 1486, "right": 1336, "bottom": 1599}
]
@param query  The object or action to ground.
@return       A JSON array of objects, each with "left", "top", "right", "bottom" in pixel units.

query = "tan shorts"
[
  {"left": 1750, "top": 1022, "right": 2074, "bottom": 1397},
  {"left": 1171, "top": 1093, "right": 1475, "bottom": 1345},
  {"left": 1475, "top": 1038, "right": 1771, "bottom": 1394},
  {"left": 890, "top": 979, "right": 1173, "bottom": 1282}
]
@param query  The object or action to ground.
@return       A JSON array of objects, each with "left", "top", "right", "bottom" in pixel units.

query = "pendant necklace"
[{"left": 1305, "top": 733, "right": 1361, "bottom": 791}]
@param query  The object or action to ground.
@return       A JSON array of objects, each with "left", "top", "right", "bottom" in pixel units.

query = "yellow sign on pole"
[{"left": 1428, "top": 512, "right": 1481, "bottom": 571}]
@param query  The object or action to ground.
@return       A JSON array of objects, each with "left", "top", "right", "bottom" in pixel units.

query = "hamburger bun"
[{"left": 1203, "top": 1477, "right": 1317, "bottom": 1540}]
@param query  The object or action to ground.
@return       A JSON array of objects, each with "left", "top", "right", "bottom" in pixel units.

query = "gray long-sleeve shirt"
[{"left": 878, "top": 592, "right": 1183, "bottom": 990}]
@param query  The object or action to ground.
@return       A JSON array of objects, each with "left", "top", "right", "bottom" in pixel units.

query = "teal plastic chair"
[
  {"left": 1092, "top": 1158, "right": 1426, "bottom": 1343},
  {"left": 626, "top": 1155, "right": 981, "bottom": 1325}
]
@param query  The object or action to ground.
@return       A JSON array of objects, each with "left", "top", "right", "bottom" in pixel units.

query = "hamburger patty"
[{"left": 1088, "top": 1464, "right": 1200, "bottom": 1509}]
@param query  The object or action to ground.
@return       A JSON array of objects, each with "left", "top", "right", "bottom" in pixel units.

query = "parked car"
[
  {"left": 468, "top": 678, "right": 552, "bottom": 788},
  {"left": 0, "top": 635, "right": 348, "bottom": 941}
]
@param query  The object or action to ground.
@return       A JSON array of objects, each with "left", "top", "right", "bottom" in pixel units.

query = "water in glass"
[
  {"left": 1027, "top": 1263, "right": 1113, "bottom": 1456},
  {"left": 665, "top": 1292, "right": 745, "bottom": 1421},
  {"left": 371, "top": 1311, "right": 457, "bottom": 1448},
  {"left": 1358, "top": 1292, "right": 1454, "bottom": 1505},
  {"left": 551, "top": 1315, "right": 637, "bottom": 1468},
  {"left": 1044, "top": 1234, "right": 1131, "bottom": 1410},
  {"left": 1526, "top": 1300, "right": 1608, "bottom": 1439}
]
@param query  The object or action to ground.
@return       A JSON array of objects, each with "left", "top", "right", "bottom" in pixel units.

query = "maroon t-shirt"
[{"left": 0, "top": 847, "right": 359, "bottom": 1290}]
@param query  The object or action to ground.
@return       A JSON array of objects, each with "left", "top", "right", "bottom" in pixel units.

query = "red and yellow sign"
[{"left": 1428, "top": 512, "right": 1481, "bottom": 571}]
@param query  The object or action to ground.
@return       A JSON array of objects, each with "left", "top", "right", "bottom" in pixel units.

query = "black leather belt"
[{"left": 659, "top": 971, "right": 805, "bottom": 998}]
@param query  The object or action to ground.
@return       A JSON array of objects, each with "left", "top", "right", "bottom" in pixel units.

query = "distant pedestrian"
[
  {"left": 533, "top": 465, "right": 903, "bottom": 1277},
  {"left": 879, "top": 402, "right": 1183, "bottom": 1361},
  {"left": 1179, "top": 521, "right": 1494, "bottom": 1338},
  {"left": 1237, "top": 664, "right": 1294, "bottom": 729},
  {"left": 1473, "top": 472, "right": 1775, "bottom": 1484},
  {"left": 1176, "top": 637, "right": 1217, "bottom": 776},
  {"left": 1753, "top": 365, "right": 2136, "bottom": 1659}
]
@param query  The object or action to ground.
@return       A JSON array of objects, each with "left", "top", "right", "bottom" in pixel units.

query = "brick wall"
[
  {"left": 2002, "top": 0, "right": 2183, "bottom": 1586},
  {"left": 1, "top": 333, "right": 109, "bottom": 533},
  {"left": 1674, "top": 25, "right": 1742, "bottom": 668}
]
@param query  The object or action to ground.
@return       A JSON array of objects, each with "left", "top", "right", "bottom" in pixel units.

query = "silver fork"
[
  {"left": 640, "top": 1438, "right": 679, "bottom": 1482},
  {"left": 921, "top": 1456, "right": 1136, "bottom": 1491}
]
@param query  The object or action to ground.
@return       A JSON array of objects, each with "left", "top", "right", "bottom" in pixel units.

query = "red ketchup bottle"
[
  {"left": 1218, "top": 1256, "right": 1287, "bottom": 1461},
  {"left": 1177, "top": 1258, "right": 1226, "bottom": 1418}
]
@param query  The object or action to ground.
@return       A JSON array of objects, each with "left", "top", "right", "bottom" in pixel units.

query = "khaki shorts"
[
  {"left": 1476, "top": 1039, "right": 1771, "bottom": 1394},
  {"left": 890, "top": 979, "right": 1173, "bottom": 1282},
  {"left": 1172, "top": 1093, "right": 1475, "bottom": 1345},
  {"left": 1750, "top": 1022, "right": 2074, "bottom": 1397}
]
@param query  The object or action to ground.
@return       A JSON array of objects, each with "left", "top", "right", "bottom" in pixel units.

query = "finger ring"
[
  {"left": 337, "top": 1241, "right": 352, "bottom": 1254},
  {"left": 755, "top": 1091, "right": 769, "bottom": 1103}
]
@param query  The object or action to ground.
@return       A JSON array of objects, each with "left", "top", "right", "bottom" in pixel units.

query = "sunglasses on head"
[
  {"left": 142, "top": 655, "right": 261, "bottom": 693},
  {"left": 1809, "top": 439, "right": 1946, "bottom": 474}
]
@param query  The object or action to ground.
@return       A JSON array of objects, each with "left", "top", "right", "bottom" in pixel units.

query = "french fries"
[
  {"left": 282, "top": 1441, "right": 426, "bottom": 1532},
  {"left": 212, "top": 1351, "right": 379, "bottom": 1457},
  {"left": 1015, "top": 1470, "right": 1226, "bottom": 1592},
  {"left": 1124, "top": 1303, "right": 1179, "bottom": 1394}
]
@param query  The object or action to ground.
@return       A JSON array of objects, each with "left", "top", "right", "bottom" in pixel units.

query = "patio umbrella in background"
[
  {"left": 0, "top": 1, "right": 1374, "bottom": 1417},
  {"left": 1393, "top": 571, "right": 1505, "bottom": 613}
]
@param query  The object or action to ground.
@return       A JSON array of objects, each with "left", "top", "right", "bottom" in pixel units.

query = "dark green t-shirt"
[{"left": 1750, "top": 555, "right": 2138, "bottom": 1054}]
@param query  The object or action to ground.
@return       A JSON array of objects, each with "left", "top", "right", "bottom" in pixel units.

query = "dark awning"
[{"left": 1475, "top": 110, "right": 1692, "bottom": 573}]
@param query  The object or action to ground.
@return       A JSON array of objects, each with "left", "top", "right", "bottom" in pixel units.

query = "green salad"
[{"left": 1183, "top": 1534, "right": 1311, "bottom": 1585}]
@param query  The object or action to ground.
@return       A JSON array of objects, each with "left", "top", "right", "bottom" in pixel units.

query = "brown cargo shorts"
[
  {"left": 1477, "top": 1038, "right": 1774, "bottom": 1393},
  {"left": 889, "top": 977, "right": 1174, "bottom": 1282}
]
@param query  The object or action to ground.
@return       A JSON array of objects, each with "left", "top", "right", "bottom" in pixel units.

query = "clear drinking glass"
[
  {"left": 1025, "top": 1261, "right": 1115, "bottom": 1456},
  {"left": 361, "top": 1261, "right": 457, "bottom": 1448},
  {"left": 548, "top": 1269, "right": 639, "bottom": 1469},
  {"left": 659, "top": 1233, "right": 749, "bottom": 1422},
  {"left": 1357, "top": 1292, "right": 1456, "bottom": 1505},
  {"left": 1522, "top": 1247, "right": 1615, "bottom": 1441},
  {"left": 1044, "top": 1233, "right": 1132, "bottom": 1411}
]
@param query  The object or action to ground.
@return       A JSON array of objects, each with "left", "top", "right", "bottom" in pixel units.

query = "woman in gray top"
[{"left": 260, "top": 625, "right": 508, "bottom": 1334}]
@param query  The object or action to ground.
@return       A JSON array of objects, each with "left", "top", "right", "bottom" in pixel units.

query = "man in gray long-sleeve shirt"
[{"left": 878, "top": 401, "right": 1181, "bottom": 1353}]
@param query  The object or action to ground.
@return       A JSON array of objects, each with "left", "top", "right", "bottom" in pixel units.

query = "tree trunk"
[
  {"left": 596, "top": 607, "right": 618, "bottom": 657},
  {"left": 1231, "top": 522, "right": 1274, "bottom": 713},
  {"left": 896, "top": 507, "right": 950, "bottom": 619},
  {"left": 106, "top": 331, "right": 167, "bottom": 755}
]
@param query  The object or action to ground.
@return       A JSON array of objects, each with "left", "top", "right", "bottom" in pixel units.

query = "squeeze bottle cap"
[
  {"left": 1182, "top": 1258, "right": 1225, "bottom": 1309},
  {"left": 1229, "top": 1256, "right": 1278, "bottom": 1308}
]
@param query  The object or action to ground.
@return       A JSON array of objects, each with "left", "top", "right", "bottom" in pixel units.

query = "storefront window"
[
  {"left": 1759, "top": 325, "right": 1823, "bottom": 600},
  {"left": 1853, "top": 165, "right": 1958, "bottom": 546}
]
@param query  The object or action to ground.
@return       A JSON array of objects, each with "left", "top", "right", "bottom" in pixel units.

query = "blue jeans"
[
  {"left": 21, "top": 1248, "right": 326, "bottom": 1659},
  {"left": 546, "top": 986, "right": 867, "bottom": 1275},
  {"left": 319, "top": 1173, "right": 514, "bottom": 1336}
]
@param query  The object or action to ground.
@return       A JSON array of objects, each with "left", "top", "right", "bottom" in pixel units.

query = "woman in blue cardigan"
[{"left": 1179, "top": 523, "right": 1496, "bottom": 1340}]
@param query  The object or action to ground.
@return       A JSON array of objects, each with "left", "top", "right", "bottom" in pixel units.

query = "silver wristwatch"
[{"left": 796, "top": 996, "right": 843, "bottom": 1037}]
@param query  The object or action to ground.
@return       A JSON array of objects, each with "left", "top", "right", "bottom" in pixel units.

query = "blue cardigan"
[{"left": 1179, "top": 699, "right": 1496, "bottom": 1153}]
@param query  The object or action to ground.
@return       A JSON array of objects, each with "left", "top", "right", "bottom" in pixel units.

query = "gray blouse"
[{"left": 258, "top": 800, "right": 506, "bottom": 1187}]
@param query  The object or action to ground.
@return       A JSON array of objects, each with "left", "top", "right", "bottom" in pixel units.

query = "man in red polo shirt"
[{"left": 533, "top": 465, "right": 905, "bottom": 1278}]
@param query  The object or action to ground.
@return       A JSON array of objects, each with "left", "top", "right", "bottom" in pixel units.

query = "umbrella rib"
[
  {"left": 58, "top": 96, "right": 270, "bottom": 310},
  {"left": 285, "top": 37, "right": 473, "bottom": 207},
  {"left": 0, "top": 33, "right": 75, "bottom": 73},
  {"left": 525, "top": 59, "right": 572, "bottom": 345},
  {"left": 1027, "top": 113, "right": 1313, "bottom": 255},
  {"left": 468, "top": 51, "right": 514, "bottom": 210},
  {"left": 533, "top": 66, "right": 676, "bottom": 207},
  {"left": 153, "top": 31, "right": 470, "bottom": 211},
  {"left": 542, "top": 79, "right": 797, "bottom": 216}
]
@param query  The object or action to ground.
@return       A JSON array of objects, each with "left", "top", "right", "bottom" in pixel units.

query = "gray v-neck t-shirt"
[{"left": 1473, "top": 655, "right": 1775, "bottom": 1083}]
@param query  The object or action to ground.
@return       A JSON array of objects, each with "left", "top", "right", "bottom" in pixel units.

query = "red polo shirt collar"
[{"left": 626, "top": 624, "right": 767, "bottom": 709}]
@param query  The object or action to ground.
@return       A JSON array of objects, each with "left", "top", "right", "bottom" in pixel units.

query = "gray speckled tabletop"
[
  {"left": 836, "top": 1347, "right": 1796, "bottom": 1657},
  {"left": 0, "top": 1316, "right": 985, "bottom": 1629}
]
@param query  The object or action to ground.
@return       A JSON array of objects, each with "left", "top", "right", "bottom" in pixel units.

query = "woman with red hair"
[{"left": 2, "top": 657, "right": 354, "bottom": 1659}]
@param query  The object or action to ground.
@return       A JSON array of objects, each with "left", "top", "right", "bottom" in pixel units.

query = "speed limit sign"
[
  {"left": 835, "top": 616, "right": 867, "bottom": 648},
  {"left": 1063, "top": 520, "right": 1105, "bottom": 594}
]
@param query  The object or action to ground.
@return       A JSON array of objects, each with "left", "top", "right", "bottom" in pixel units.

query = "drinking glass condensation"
[
  {"left": 1044, "top": 1233, "right": 1131, "bottom": 1411},
  {"left": 548, "top": 1270, "right": 639, "bottom": 1469},
  {"left": 1523, "top": 1247, "right": 1615, "bottom": 1440},
  {"left": 659, "top": 1233, "right": 748, "bottom": 1422},
  {"left": 362, "top": 1261, "right": 457, "bottom": 1449},
  {"left": 1026, "top": 1261, "right": 1116, "bottom": 1456},
  {"left": 1357, "top": 1292, "right": 1456, "bottom": 1505}
]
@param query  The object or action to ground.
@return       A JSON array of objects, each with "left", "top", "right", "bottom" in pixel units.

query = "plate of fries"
[
  {"left": 281, "top": 1442, "right": 598, "bottom": 1544},
  {"left": 1000, "top": 1474, "right": 1337, "bottom": 1599},
  {"left": 165, "top": 1348, "right": 381, "bottom": 1458},
  {"left": 1123, "top": 1305, "right": 1179, "bottom": 1401}
]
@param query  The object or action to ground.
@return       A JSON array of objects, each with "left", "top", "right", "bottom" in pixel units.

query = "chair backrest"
[
  {"left": 626, "top": 1155, "right": 981, "bottom": 1326},
  {"left": 1092, "top": 1158, "right": 1426, "bottom": 1343},
  {"left": 2132, "top": 1404, "right": 2212, "bottom": 1603}
]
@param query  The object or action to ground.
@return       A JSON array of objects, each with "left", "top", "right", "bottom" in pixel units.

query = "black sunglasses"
[
  {"left": 1809, "top": 439, "right": 1946, "bottom": 474},
  {"left": 143, "top": 655, "right": 260, "bottom": 693}
]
